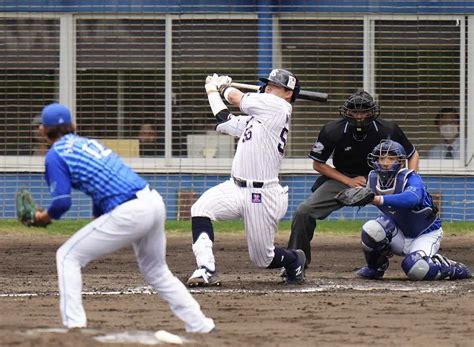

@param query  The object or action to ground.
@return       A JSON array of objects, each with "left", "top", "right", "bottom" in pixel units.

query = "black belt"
[{"left": 233, "top": 177, "right": 264, "bottom": 188}]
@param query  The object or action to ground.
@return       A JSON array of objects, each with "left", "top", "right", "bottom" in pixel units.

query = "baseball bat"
[{"left": 230, "top": 82, "right": 328, "bottom": 103}]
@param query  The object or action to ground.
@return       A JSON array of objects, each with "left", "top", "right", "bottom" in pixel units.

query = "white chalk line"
[{"left": 0, "top": 282, "right": 463, "bottom": 298}]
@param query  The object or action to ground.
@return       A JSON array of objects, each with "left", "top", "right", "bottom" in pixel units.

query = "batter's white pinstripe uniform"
[{"left": 192, "top": 92, "right": 291, "bottom": 267}]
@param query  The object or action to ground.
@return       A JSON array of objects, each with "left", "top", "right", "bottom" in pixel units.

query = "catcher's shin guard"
[
  {"left": 357, "top": 219, "right": 392, "bottom": 279},
  {"left": 402, "top": 252, "right": 472, "bottom": 281}
]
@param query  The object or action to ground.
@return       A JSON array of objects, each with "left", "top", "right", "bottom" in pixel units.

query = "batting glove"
[
  {"left": 205, "top": 73, "right": 219, "bottom": 94},
  {"left": 217, "top": 75, "right": 232, "bottom": 95}
]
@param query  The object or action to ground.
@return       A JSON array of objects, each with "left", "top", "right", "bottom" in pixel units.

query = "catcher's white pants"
[
  {"left": 56, "top": 186, "right": 214, "bottom": 332},
  {"left": 191, "top": 179, "right": 288, "bottom": 268},
  {"left": 389, "top": 226, "right": 443, "bottom": 257}
]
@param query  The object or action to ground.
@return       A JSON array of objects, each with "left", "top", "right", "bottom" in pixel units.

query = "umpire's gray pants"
[{"left": 287, "top": 179, "right": 348, "bottom": 265}]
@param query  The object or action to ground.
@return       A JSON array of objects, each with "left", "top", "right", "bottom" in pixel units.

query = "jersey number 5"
[
  {"left": 82, "top": 140, "right": 112, "bottom": 159},
  {"left": 277, "top": 127, "right": 289, "bottom": 154}
]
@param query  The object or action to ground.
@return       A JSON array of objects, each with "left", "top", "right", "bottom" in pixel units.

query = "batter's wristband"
[{"left": 223, "top": 87, "right": 239, "bottom": 103}]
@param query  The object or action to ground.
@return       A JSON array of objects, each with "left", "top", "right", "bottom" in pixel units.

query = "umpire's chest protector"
[{"left": 368, "top": 169, "right": 437, "bottom": 238}]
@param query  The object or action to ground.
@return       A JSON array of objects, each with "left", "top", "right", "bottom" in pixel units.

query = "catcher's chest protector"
[{"left": 368, "top": 169, "right": 437, "bottom": 237}]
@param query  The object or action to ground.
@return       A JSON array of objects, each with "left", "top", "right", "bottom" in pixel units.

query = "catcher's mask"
[
  {"left": 339, "top": 91, "right": 380, "bottom": 139},
  {"left": 259, "top": 69, "right": 300, "bottom": 103},
  {"left": 368, "top": 140, "right": 407, "bottom": 190}
]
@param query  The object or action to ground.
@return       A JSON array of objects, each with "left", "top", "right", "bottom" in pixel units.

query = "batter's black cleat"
[
  {"left": 286, "top": 249, "right": 306, "bottom": 284},
  {"left": 186, "top": 266, "right": 221, "bottom": 287}
]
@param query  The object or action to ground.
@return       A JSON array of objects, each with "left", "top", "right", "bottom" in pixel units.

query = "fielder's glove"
[
  {"left": 334, "top": 187, "right": 375, "bottom": 207},
  {"left": 15, "top": 190, "right": 50, "bottom": 227}
]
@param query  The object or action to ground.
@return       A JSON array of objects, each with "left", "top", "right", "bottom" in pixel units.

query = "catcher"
[{"left": 341, "top": 140, "right": 471, "bottom": 280}]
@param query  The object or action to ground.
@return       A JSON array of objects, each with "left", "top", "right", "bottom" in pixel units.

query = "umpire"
[{"left": 287, "top": 90, "right": 419, "bottom": 267}]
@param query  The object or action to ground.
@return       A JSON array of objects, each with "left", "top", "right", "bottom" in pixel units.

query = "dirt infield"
[{"left": 0, "top": 231, "right": 473, "bottom": 346}]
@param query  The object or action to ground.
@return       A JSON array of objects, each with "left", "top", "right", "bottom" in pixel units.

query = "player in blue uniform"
[
  {"left": 34, "top": 103, "right": 215, "bottom": 332},
  {"left": 356, "top": 139, "right": 471, "bottom": 280}
]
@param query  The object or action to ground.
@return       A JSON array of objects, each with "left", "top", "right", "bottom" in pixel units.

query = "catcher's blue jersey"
[
  {"left": 368, "top": 169, "right": 441, "bottom": 238},
  {"left": 45, "top": 134, "right": 147, "bottom": 219}
]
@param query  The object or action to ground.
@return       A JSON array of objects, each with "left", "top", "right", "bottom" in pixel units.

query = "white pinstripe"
[{"left": 191, "top": 179, "right": 288, "bottom": 267}]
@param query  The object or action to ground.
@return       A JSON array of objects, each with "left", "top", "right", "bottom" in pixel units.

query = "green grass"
[{"left": 1, "top": 219, "right": 473, "bottom": 236}]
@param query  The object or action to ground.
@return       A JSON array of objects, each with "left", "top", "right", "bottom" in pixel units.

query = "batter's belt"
[{"left": 232, "top": 176, "right": 279, "bottom": 188}]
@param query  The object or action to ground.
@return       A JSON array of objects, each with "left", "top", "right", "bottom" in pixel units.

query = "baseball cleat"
[
  {"left": 447, "top": 261, "right": 471, "bottom": 280},
  {"left": 286, "top": 249, "right": 306, "bottom": 284},
  {"left": 356, "top": 266, "right": 385, "bottom": 280},
  {"left": 186, "top": 266, "right": 221, "bottom": 287}
]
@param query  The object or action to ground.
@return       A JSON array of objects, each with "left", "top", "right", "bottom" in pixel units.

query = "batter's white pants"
[
  {"left": 56, "top": 186, "right": 214, "bottom": 332},
  {"left": 191, "top": 179, "right": 288, "bottom": 268}
]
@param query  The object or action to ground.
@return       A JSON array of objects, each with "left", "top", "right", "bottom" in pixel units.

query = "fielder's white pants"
[
  {"left": 191, "top": 179, "right": 288, "bottom": 268},
  {"left": 56, "top": 186, "right": 214, "bottom": 332}
]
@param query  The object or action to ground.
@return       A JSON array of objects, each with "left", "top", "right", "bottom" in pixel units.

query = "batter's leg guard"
[
  {"left": 190, "top": 217, "right": 217, "bottom": 279},
  {"left": 356, "top": 219, "right": 393, "bottom": 280},
  {"left": 402, "top": 251, "right": 472, "bottom": 281}
]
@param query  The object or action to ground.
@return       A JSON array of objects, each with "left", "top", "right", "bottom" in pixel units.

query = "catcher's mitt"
[
  {"left": 334, "top": 187, "right": 375, "bottom": 207},
  {"left": 15, "top": 190, "right": 49, "bottom": 227}
]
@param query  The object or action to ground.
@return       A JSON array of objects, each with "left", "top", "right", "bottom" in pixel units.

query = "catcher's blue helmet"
[
  {"left": 368, "top": 140, "right": 407, "bottom": 189},
  {"left": 259, "top": 69, "right": 300, "bottom": 102}
]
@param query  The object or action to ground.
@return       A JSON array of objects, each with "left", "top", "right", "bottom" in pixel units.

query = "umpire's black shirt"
[{"left": 309, "top": 119, "right": 416, "bottom": 177}]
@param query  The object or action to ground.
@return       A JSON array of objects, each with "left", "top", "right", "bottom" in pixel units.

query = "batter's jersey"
[
  {"left": 309, "top": 118, "right": 416, "bottom": 177},
  {"left": 45, "top": 134, "right": 147, "bottom": 218},
  {"left": 232, "top": 93, "right": 292, "bottom": 181}
]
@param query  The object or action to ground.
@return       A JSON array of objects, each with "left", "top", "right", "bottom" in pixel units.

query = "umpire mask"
[{"left": 339, "top": 91, "right": 380, "bottom": 140}]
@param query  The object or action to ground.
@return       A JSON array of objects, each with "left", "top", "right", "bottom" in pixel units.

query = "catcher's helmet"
[
  {"left": 259, "top": 69, "right": 300, "bottom": 102},
  {"left": 339, "top": 91, "right": 380, "bottom": 133},
  {"left": 368, "top": 140, "right": 407, "bottom": 190}
]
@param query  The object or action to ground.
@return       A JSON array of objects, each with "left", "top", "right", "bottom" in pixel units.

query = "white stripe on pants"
[{"left": 56, "top": 187, "right": 214, "bottom": 332}]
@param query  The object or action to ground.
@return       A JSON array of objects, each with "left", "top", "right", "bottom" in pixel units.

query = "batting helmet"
[
  {"left": 368, "top": 140, "right": 407, "bottom": 190},
  {"left": 259, "top": 69, "right": 300, "bottom": 103},
  {"left": 339, "top": 91, "right": 380, "bottom": 133}
]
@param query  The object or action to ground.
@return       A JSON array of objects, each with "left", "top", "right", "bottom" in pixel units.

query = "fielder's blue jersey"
[{"left": 45, "top": 134, "right": 147, "bottom": 219}]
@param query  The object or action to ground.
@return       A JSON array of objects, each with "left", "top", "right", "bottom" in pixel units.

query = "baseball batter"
[
  {"left": 187, "top": 70, "right": 306, "bottom": 286},
  {"left": 33, "top": 103, "right": 215, "bottom": 332},
  {"left": 357, "top": 139, "right": 471, "bottom": 280}
]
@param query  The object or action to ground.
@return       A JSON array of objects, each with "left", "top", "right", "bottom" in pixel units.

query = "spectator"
[
  {"left": 428, "top": 107, "right": 460, "bottom": 159},
  {"left": 138, "top": 123, "right": 164, "bottom": 157}
]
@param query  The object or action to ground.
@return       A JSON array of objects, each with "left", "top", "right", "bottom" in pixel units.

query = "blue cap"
[{"left": 41, "top": 103, "right": 72, "bottom": 126}]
